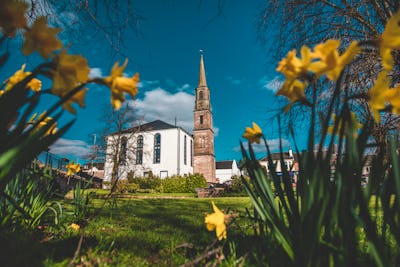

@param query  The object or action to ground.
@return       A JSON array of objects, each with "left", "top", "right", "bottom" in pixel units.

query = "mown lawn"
[{"left": 2, "top": 195, "right": 254, "bottom": 266}]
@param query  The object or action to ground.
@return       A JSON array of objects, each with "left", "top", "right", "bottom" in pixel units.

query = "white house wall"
[
  {"left": 216, "top": 160, "right": 241, "bottom": 183},
  {"left": 104, "top": 128, "right": 193, "bottom": 182}
]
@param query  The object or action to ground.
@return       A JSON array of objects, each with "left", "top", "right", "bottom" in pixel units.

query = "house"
[
  {"left": 82, "top": 162, "right": 105, "bottom": 179},
  {"left": 103, "top": 120, "right": 193, "bottom": 182},
  {"left": 215, "top": 160, "right": 241, "bottom": 183},
  {"left": 259, "top": 149, "right": 299, "bottom": 183}
]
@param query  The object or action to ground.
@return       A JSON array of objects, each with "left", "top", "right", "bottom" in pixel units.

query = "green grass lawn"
[{"left": 2, "top": 195, "right": 253, "bottom": 266}]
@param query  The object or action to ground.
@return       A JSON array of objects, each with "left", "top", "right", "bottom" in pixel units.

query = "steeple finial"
[{"left": 198, "top": 50, "right": 207, "bottom": 87}]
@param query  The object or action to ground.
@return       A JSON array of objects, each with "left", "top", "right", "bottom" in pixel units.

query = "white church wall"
[{"left": 103, "top": 126, "right": 193, "bottom": 183}]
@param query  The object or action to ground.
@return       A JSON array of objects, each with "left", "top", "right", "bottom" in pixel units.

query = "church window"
[
  {"left": 200, "top": 115, "right": 203, "bottom": 124},
  {"left": 154, "top": 133, "right": 161, "bottom": 164},
  {"left": 184, "top": 135, "right": 187, "bottom": 165},
  {"left": 199, "top": 90, "right": 204, "bottom": 100},
  {"left": 136, "top": 135, "right": 143, "bottom": 164},
  {"left": 120, "top": 137, "right": 128, "bottom": 165}
]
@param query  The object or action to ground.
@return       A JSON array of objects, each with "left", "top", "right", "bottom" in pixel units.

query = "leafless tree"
[
  {"left": 25, "top": 0, "right": 144, "bottom": 59},
  {"left": 257, "top": 0, "right": 400, "bottom": 147},
  {"left": 96, "top": 103, "right": 141, "bottom": 187}
]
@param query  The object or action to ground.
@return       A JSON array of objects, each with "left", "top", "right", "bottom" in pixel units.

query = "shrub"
[
  {"left": 222, "top": 175, "right": 249, "bottom": 196},
  {"left": 162, "top": 174, "right": 206, "bottom": 193},
  {"left": 128, "top": 177, "right": 162, "bottom": 192}
]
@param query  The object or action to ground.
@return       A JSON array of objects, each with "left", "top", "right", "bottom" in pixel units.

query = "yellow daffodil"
[
  {"left": 0, "top": 0, "right": 28, "bottom": 37},
  {"left": 276, "top": 79, "right": 307, "bottom": 104},
  {"left": 368, "top": 71, "right": 390, "bottom": 122},
  {"left": 22, "top": 16, "right": 62, "bottom": 59},
  {"left": 243, "top": 122, "right": 263, "bottom": 144},
  {"left": 386, "top": 84, "right": 400, "bottom": 116},
  {"left": 70, "top": 223, "right": 80, "bottom": 230},
  {"left": 5, "top": 64, "right": 42, "bottom": 92},
  {"left": 51, "top": 51, "right": 90, "bottom": 114},
  {"left": 309, "top": 40, "right": 360, "bottom": 80},
  {"left": 380, "top": 10, "right": 400, "bottom": 70},
  {"left": 104, "top": 59, "right": 140, "bottom": 109},
  {"left": 66, "top": 161, "right": 81, "bottom": 176},
  {"left": 52, "top": 50, "right": 90, "bottom": 92},
  {"left": 276, "top": 46, "right": 312, "bottom": 79},
  {"left": 62, "top": 88, "right": 88, "bottom": 115},
  {"left": 205, "top": 201, "right": 227, "bottom": 240},
  {"left": 110, "top": 74, "right": 139, "bottom": 109}
]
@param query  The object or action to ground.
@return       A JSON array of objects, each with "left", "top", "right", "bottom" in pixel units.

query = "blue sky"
[{"left": 4, "top": 1, "right": 307, "bottom": 162}]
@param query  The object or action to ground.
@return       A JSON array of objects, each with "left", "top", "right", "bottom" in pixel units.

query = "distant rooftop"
[{"left": 216, "top": 160, "right": 234, "bottom": 169}]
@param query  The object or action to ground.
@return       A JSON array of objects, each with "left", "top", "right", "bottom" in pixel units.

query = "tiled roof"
[{"left": 216, "top": 160, "right": 233, "bottom": 169}]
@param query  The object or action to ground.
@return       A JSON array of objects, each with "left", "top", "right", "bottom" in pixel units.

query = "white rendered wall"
[
  {"left": 103, "top": 128, "right": 193, "bottom": 183},
  {"left": 216, "top": 160, "right": 240, "bottom": 183}
]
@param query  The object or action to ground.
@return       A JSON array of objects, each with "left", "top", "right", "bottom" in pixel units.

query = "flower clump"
[
  {"left": 274, "top": 9, "right": 400, "bottom": 123},
  {"left": 0, "top": 1, "right": 140, "bottom": 115},
  {"left": 276, "top": 40, "right": 360, "bottom": 106}
]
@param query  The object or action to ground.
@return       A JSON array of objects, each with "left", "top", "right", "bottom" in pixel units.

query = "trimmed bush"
[{"left": 162, "top": 173, "right": 207, "bottom": 193}]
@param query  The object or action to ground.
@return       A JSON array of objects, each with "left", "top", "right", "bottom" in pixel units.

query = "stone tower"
[{"left": 193, "top": 52, "right": 216, "bottom": 183}]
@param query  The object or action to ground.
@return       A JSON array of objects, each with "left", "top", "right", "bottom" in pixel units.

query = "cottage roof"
[{"left": 216, "top": 160, "right": 233, "bottom": 169}]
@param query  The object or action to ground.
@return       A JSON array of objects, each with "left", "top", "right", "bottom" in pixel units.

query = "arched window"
[
  {"left": 120, "top": 137, "right": 128, "bottom": 165},
  {"left": 136, "top": 135, "right": 143, "bottom": 164},
  {"left": 154, "top": 133, "right": 161, "bottom": 164},
  {"left": 184, "top": 135, "right": 187, "bottom": 165},
  {"left": 199, "top": 90, "right": 204, "bottom": 100}
]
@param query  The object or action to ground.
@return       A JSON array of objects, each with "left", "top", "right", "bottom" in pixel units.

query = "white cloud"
[
  {"left": 89, "top": 68, "right": 103, "bottom": 79},
  {"left": 50, "top": 138, "right": 91, "bottom": 159},
  {"left": 176, "top": 83, "right": 191, "bottom": 92},
  {"left": 214, "top": 127, "right": 219, "bottom": 137},
  {"left": 137, "top": 80, "right": 160, "bottom": 89},
  {"left": 234, "top": 138, "right": 290, "bottom": 153},
  {"left": 131, "top": 88, "right": 195, "bottom": 132},
  {"left": 260, "top": 76, "right": 283, "bottom": 92}
]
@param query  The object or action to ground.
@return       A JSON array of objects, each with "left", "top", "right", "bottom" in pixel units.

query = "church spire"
[{"left": 198, "top": 50, "right": 207, "bottom": 87}]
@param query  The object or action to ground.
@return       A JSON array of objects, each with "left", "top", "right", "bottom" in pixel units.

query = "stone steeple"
[
  {"left": 198, "top": 53, "right": 207, "bottom": 87},
  {"left": 193, "top": 52, "right": 216, "bottom": 183}
]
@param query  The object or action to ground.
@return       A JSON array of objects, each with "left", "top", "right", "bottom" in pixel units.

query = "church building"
[{"left": 103, "top": 53, "right": 218, "bottom": 183}]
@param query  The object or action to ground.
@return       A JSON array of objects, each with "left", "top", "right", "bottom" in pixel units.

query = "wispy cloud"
[
  {"left": 234, "top": 138, "right": 290, "bottom": 153},
  {"left": 214, "top": 127, "right": 219, "bottom": 137},
  {"left": 176, "top": 83, "right": 191, "bottom": 92},
  {"left": 50, "top": 138, "right": 91, "bottom": 159},
  {"left": 137, "top": 80, "right": 160, "bottom": 89},
  {"left": 260, "top": 76, "right": 284, "bottom": 92},
  {"left": 226, "top": 76, "right": 242, "bottom": 85},
  {"left": 89, "top": 67, "right": 103, "bottom": 79},
  {"left": 130, "top": 88, "right": 195, "bottom": 132}
]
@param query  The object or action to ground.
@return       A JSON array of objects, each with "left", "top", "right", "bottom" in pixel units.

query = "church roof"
[
  {"left": 120, "top": 120, "right": 177, "bottom": 134},
  {"left": 109, "top": 120, "right": 193, "bottom": 137},
  {"left": 216, "top": 160, "right": 234, "bottom": 169}
]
